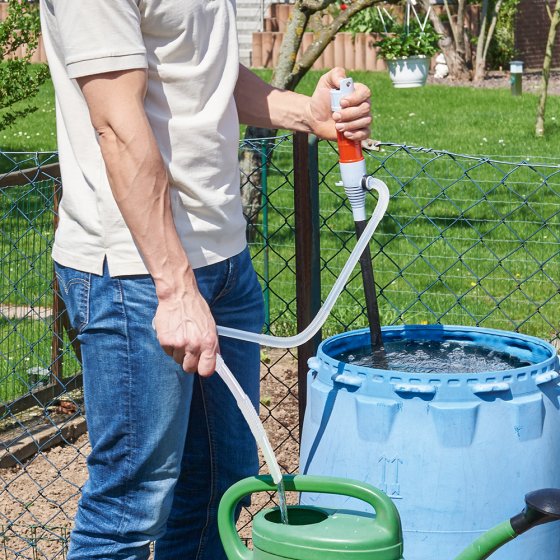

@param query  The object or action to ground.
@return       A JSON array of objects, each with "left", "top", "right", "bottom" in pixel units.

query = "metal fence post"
[{"left": 294, "top": 132, "right": 321, "bottom": 435}]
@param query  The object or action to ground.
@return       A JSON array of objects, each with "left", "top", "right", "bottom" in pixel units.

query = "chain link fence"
[{"left": 1, "top": 138, "right": 560, "bottom": 557}]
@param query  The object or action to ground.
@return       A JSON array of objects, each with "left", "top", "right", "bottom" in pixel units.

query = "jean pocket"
[{"left": 54, "top": 263, "right": 91, "bottom": 333}]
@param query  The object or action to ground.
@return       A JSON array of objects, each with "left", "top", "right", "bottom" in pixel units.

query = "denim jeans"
[{"left": 56, "top": 247, "right": 264, "bottom": 560}]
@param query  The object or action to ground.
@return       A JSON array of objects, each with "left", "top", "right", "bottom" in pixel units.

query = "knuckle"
[{"left": 201, "top": 331, "right": 217, "bottom": 349}]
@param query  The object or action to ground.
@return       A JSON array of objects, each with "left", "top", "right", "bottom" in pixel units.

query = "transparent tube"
[
  {"left": 217, "top": 177, "right": 390, "bottom": 348},
  {"left": 215, "top": 354, "right": 283, "bottom": 484}
]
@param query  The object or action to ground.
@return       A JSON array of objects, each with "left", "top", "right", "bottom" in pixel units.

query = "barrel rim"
[{"left": 314, "top": 325, "right": 559, "bottom": 387}]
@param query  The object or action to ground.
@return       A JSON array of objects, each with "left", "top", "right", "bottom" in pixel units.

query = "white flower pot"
[{"left": 387, "top": 56, "right": 429, "bottom": 88}]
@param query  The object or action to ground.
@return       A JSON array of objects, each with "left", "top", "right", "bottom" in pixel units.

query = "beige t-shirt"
[{"left": 40, "top": 0, "right": 247, "bottom": 276}]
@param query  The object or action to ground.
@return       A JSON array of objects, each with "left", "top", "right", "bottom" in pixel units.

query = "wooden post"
[{"left": 294, "top": 133, "right": 321, "bottom": 436}]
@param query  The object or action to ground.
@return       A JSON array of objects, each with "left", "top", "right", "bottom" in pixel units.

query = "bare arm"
[
  {"left": 77, "top": 69, "right": 218, "bottom": 376},
  {"left": 234, "top": 65, "right": 372, "bottom": 141}
]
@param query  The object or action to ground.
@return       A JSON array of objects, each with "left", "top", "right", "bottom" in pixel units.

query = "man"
[{"left": 40, "top": 1, "right": 372, "bottom": 558}]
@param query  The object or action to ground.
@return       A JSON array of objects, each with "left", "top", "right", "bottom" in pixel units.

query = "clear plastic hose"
[
  {"left": 215, "top": 354, "right": 283, "bottom": 484},
  {"left": 217, "top": 177, "right": 390, "bottom": 348}
]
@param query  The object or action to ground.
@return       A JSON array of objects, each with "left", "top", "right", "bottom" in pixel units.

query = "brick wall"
[{"left": 515, "top": 0, "right": 560, "bottom": 69}]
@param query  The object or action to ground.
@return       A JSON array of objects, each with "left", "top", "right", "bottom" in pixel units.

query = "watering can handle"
[{"left": 217, "top": 474, "right": 401, "bottom": 560}]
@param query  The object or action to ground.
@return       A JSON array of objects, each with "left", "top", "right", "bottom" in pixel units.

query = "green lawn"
[
  {"left": 0, "top": 77, "right": 56, "bottom": 153},
  {"left": 2, "top": 68, "right": 560, "bottom": 158},
  {"left": 274, "top": 69, "right": 560, "bottom": 161}
]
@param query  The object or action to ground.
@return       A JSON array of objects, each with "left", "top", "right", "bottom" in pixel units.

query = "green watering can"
[{"left": 218, "top": 475, "right": 560, "bottom": 560}]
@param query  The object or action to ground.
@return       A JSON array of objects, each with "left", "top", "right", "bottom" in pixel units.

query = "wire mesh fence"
[{"left": 1, "top": 138, "right": 560, "bottom": 557}]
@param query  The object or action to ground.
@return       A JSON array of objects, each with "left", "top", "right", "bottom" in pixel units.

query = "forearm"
[
  {"left": 235, "top": 65, "right": 371, "bottom": 142},
  {"left": 78, "top": 70, "right": 195, "bottom": 299},
  {"left": 98, "top": 118, "right": 195, "bottom": 298},
  {"left": 234, "top": 64, "right": 314, "bottom": 133}
]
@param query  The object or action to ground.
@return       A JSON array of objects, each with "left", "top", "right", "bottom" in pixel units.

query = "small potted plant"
[{"left": 376, "top": 21, "right": 440, "bottom": 88}]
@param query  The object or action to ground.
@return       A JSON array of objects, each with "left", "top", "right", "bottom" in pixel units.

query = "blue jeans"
[{"left": 56, "top": 247, "right": 264, "bottom": 560}]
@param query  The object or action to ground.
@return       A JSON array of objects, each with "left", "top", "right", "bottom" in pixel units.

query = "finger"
[
  {"left": 339, "top": 84, "right": 371, "bottom": 109},
  {"left": 342, "top": 128, "right": 372, "bottom": 142},
  {"left": 172, "top": 346, "right": 186, "bottom": 365},
  {"left": 338, "top": 99, "right": 371, "bottom": 120},
  {"left": 336, "top": 117, "right": 372, "bottom": 141},
  {"left": 336, "top": 115, "right": 372, "bottom": 134},
  {"left": 197, "top": 349, "right": 217, "bottom": 378},
  {"left": 182, "top": 351, "right": 199, "bottom": 374},
  {"left": 319, "top": 66, "right": 346, "bottom": 90}
]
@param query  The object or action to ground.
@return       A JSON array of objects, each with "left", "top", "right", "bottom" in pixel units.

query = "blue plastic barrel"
[{"left": 299, "top": 325, "right": 560, "bottom": 560}]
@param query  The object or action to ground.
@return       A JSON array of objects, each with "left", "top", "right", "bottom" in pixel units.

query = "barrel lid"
[{"left": 252, "top": 506, "right": 403, "bottom": 560}]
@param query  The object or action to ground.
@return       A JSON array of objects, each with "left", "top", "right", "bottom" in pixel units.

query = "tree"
[
  {"left": 0, "top": 0, "right": 49, "bottom": 130},
  {"left": 241, "top": 0, "right": 395, "bottom": 235},
  {"left": 418, "top": 0, "right": 518, "bottom": 82},
  {"left": 535, "top": 0, "right": 560, "bottom": 137},
  {"left": 419, "top": 0, "right": 470, "bottom": 79}
]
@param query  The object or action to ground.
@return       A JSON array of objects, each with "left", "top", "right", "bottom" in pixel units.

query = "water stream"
[{"left": 277, "top": 479, "right": 289, "bottom": 524}]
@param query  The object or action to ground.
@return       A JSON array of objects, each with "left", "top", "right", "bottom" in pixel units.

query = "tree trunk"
[
  {"left": 536, "top": 0, "right": 560, "bottom": 137},
  {"left": 473, "top": 0, "right": 503, "bottom": 84},
  {"left": 421, "top": 0, "right": 471, "bottom": 79}
]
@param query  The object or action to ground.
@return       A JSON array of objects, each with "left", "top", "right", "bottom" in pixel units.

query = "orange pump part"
[{"left": 337, "top": 131, "right": 364, "bottom": 163}]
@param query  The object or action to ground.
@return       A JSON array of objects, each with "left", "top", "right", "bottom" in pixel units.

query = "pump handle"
[{"left": 330, "top": 78, "right": 364, "bottom": 164}]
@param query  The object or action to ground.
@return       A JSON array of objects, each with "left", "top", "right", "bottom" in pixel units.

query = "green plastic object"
[
  {"left": 218, "top": 474, "right": 404, "bottom": 560},
  {"left": 454, "top": 520, "right": 517, "bottom": 560}
]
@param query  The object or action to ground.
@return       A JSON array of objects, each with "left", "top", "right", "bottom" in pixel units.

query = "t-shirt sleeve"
[{"left": 52, "top": 0, "right": 147, "bottom": 79}]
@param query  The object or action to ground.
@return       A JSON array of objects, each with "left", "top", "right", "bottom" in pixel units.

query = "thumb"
[{"left": 318, "top": 67, "right": 347, "bottom": 90}]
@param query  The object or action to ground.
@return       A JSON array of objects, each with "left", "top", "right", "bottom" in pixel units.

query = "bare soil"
[{"left": 0, "top": 349, "right": 299, "bottom": 559}]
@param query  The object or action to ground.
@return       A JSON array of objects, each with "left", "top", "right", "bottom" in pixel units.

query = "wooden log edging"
[
  {"left": 0, "top": 162, "right": 60, "bottom": 189},
  {"left": 0, "top": 415, "right": 87, "bottom": 468},
  {"left": 252, "top": 31, "right": 386, "bottom": 71}
]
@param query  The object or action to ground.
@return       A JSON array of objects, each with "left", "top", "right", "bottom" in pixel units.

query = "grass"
[
  {"left": 2, "top": 69, "right": 560, "bottom": 401},
  {"left": 0, "top": 76, "right": 57, "bottom": 153},
  {"left": 250, "top": 149, "right": 560, "bottom": 341},
  {"left": 251, "top": 69, "right": 560, "bottom": 161},
  {"left": 3, "top": 68, "right": 560, "bottom": 157}
]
